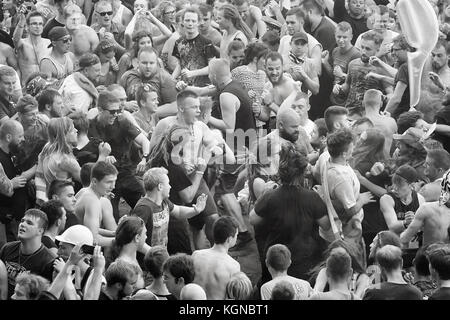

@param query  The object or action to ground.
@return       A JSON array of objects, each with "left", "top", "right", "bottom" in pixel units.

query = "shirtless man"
[
  {"left": 14, "top": 10, "right": 51, "bottom": 86},
  {"left": 75, "top": 161, "right": 117, "bottom": 247},
  {"left": 64, "top": 4, "right": 99, "bottom": 63},
  {"left": 0, "top": 42, "right": 18, "bottom": 70},
  {"left": 363, "top": 89, "right": 397, "bottom": 157},
  {"left": 192, "top": 216, "right": 241, "bottom": 300},
  {"left": 234, "top": 0, "right": 266, "bottom": 39},
  {"left": 263, "top": 52, "right": 296, "bottom": 120},
  {"left": 401, "top": 170, "right": 450, "bottom": 246}
]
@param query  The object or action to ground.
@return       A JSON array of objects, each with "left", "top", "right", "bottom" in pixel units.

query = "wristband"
[{"left": 195, "top": 171, "right": 204, "bottom": 175}]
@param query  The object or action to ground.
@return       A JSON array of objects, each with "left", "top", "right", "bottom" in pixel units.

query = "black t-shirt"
[
  {"left": 88, "top": 115, "right": 140, "bottom": 174},
  {"left": 73, "top": 138, "right": 102, "bottom": 167},
  {"left": 98, "top": 290, "right": 114, "bottom": 300},
  {"left": 172, "top": 34, "right": 219, "bottom": 87},
  {"left": 42, "top": 18, "right": 65, "bottom": 39},
  {"left": 254, "top": 185, "right": 328, "bottom": 280},
  {"left": 429, "top": 287, "right": 450, "bottom": 300},
  {"left": 0, "top": 94, "right": 15, "bottom": 121},
  {"left": 434, "top": 105, "right": 450, "bottom": 153},
  {"left": 41, "top": 235, "right": 57, "bottom": 250},
  {"left": 62, "top": 212, "right": 80, "bottom": 232},
  {"left": 392, "top": 63, "right": 410, "bottom": 120},
  {"left": 0, "top": 241, "right": 55, "bottom": 298},
  {"left": 363, "top": 282, "right": 423, "bottom": 300}
]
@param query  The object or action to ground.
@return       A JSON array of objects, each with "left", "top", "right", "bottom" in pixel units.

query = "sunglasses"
[
  {"left": 97, "top": 11, "right": 113, "bottom": 16},
  {"left": 164, "top": 10, "right": 176, "bottom": 15},
  {"left": 59, "top": 36, "right": 72, "bottom": 43},
  {"left": 105, "top": 109, "right": 122, "bottom": 115}
]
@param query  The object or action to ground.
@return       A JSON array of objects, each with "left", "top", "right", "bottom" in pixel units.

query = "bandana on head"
[{"left": 439, "top": 169, "right": 450, "bottom": 206}]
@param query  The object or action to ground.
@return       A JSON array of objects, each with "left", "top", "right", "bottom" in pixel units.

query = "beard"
[
  {"left": 9, "top": 141, "right": 23, "bottom": 156},
  {"left": 361, "top": 54, "right": 370, "bottom": 64},
  {"left": 279, "top": 129, "right": 297, "bottom": 143}
]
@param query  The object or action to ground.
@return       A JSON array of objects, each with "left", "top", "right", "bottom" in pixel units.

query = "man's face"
[
  {"left": 360, "top": 39, "right": 378, "bottom": 64},
  {"left": 50, "top": 95, "right": 64, "bottom": 117},
  {"left": 160, "top": 174, "right": 171, "bottom": 199},
  {"left": 53, "top": 185, "right": 76, "bottom": 212},
  {"left": 65, "top": 12, "right": 82, "bottom": 30},
  {"left": 97, "top": 3, "right": 113, "bottom": 27},
  {"left": 391, "top": 44, "right": 407, "bottom": 65},
  {"left": 431, "top": 45, "right": 448, "bottom": 72},
  {"left": 134, "top": 0, "right": 147, "bottom": 12},
  {"left": 20, "top": 109, "right": 39, "bottom": 129},
  {"left": 163, "top": 270, "right": 181, "bottom": 297},
  {"left": 348, "top": 0, "right": 365, "bottom": 17},
  {"left": 183, "top": 12, "right": 199, "bottom": 37},
  {"left": 391, "top": 175, "right": 411, "bottom": 199},
  {"left": 100, "top": 101, "right": 122, "bottom": 126},
  {"left": 162, "top": 6, "right": 176, "bottom": 24},
  {"left": 142, "top": 91, "right": 159, "bottom": 113},
  {"left": 266, "top": 58, "right": 283, "bottom": 84},
  {"left": 2, "top": 0, "right": 14, "bottom": 10},
  {"left": 0, "top": 75, "right": 16, "bottom": 96},
  {"left": 28, "top": 16, "right": 44, "bottom": 37},
  {"left": 93, "top": 174, "right": 117, "bottom": 196},
  {"left": 280, "top": 116, "right": 301, "bottom": 142},
  {"left": 229, "top": 48, "right": 245, "bottom": 70},
  {"left": 85, "top": 63, "right": 102, "bottom": 84},
  {"left": 424, "top": 156, "right": 440, "bottom": 181},
  {"left": 120, "top": 273, "right": 138, "bottom": 298},
  {"left": 291, "top": 98, "right": 309, "bottom": 123},
  {"left": 57, "top": 241, "right": 75, "bottom": 261},
  {"left": 236, "top": 2, "right": 250, "bottom": 21},
  {"left": 291, "top": 39, "right": 308, "bottom": 57},
  {"left": 334, "top": 114, "right": 350, "bottom": 130},
  {"left": 181, "top": 97, "right": 201, "bottom": 124},
  {"left": 372, "top": 13, "right": 389, "bottom": 32},
  {"left": 286, "top": 14, "right": 303, "bottom": 35},
  {"left": 18, "top": 214, "right": 43, "bottom": 241},
  {"left": 139, "top": 51, "right": 158, "bottom": 78},
  {"left": 54, "top": 34, "right": 72, "bottom": 54},
  {"left": 335, "top": 29, "right": 352, "bottom": 49},
  {"left": 199, "top": 12, "right": 212, "bottom": 32},
  {"left": 7, "top": 125, "right": 25, "bottom": 155}
]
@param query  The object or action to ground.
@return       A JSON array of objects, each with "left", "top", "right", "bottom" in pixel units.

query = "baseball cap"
[
  {"left": 392, "top": 127, "right": 426, "bottom": 150},
  {"left": 47, "top": 27, "right": 70, "bottom": 48},
  {"left": 78, "top": 53, "right": 101, "bottom": 69},
  {"left": 291, "top": 31, "right": 308, "bottom": 44},
  {"left": 393, "top": 164, "right": 418, "bottom": 184}
]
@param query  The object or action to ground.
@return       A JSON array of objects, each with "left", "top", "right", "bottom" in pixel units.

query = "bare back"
[
  {"left": 192, "top": 249, "right": 240, "bottom": 300},
  {"left": 421, "top": 202, "right": 450, "bottom": 245},
  {"left": 366, "top": 114, "right": 397, "bottom": 157},
  {"left": 75, "top": 188, "right": 102, "bottom": 227}
]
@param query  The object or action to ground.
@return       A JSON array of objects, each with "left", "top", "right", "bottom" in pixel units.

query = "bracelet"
[{"left": 195, "top": 171, "right": 204, "bottom": 175}]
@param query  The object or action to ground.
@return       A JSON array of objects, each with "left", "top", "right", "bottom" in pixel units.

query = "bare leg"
[{"left": 220, "top": 193, "right": 247, "bottom": 233}]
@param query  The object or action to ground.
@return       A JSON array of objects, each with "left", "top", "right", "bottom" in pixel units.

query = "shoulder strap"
[{"left": 320, "top": 159, "right": 343, "bottom": 241}]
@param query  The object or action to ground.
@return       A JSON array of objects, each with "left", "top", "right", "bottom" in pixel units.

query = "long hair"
[
  {"left": 147, "top": 124, "right": 190, "bottom": 169},
  {"left": 350, "top": 128, "right": 386, "bottom": 169},
  {"left": 131, "top": 30, "right": 154, "bottom": 58},
  {"left": 309, "top": 239, "right": 366, "bottom": 283},
  {"left": 39, "top": 117, "right": 74, "bottom": 159},
  {"left": 108, "top": 216, "right": 145, "bottom": 264},
  {"left": 220, "top": 4, "right": 253, "bottom": 41}
]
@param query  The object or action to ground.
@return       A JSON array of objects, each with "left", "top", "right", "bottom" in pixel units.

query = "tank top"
[
  {"left": 221, "top": 80, "right": 256, "bottom": 142},
  {"left": 388, "top": 190, "right": 420, "bottom": 221},
  {"left": 40, "top": 54, "right": 74, "bottom": 80}
]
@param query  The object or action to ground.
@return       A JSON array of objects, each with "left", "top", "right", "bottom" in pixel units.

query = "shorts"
[
  {"left": 187, "top": 179, "right": 218, "bottom": 230},
  {"left": 214, "top": 163, "right": 242, "bottom": 196}
]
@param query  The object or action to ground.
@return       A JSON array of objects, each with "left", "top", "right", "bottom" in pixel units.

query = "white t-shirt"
[
  {"left": 59, "top": 74, "right": 93, "bottom": 115},
  {"left": 261, "top": 275, "right": 314, "bottom": 300}
]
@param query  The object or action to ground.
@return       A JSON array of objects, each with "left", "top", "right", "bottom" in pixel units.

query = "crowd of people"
[{"left": 0, "top": 0, "right": 450, "bottom": 301}]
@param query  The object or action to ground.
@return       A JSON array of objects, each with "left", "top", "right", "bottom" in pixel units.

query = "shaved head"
[
  {"left": 363, "top": 89, "right": 382, "bottom": 110},
  {"left": 277, "top": 108, "right": 301, "bottom": 142},
  {"left": 180, "top": 283, "right": 207, "bottom": 300},
  {"left": 209, "top": 58, "right": 231, "bottom": 84},
  {"left": 0, "top": 119, "right": 23, "bottom": 140},
  {"left": 277, "top": 107, "right": 301, "bottom": 127}
]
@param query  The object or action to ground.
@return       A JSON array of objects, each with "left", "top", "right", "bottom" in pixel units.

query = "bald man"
[
  {"left": 180, "top": 283, "right": 207, "bottom": 300},
  {"left": 206, "top": 58, "right": 257, "bottom": 249},
  {"left": 0, "top": 120, "right": 28, "bottom": 247},
  {"left": 363, "top": 89, "right": 397, "bottom": 157}
]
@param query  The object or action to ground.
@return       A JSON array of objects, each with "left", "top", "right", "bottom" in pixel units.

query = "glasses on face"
[
  {"left": 59, "top": 36, "right": 72, "bottom": 44},
  {"left": 97, "top": 10, "right": 113, "bottom": 16},
  {"left": 164, "top": 10, "right": 176, "bottom": 15},
  {"left": 30, "top": 22, "right": 44, "bottom": 26},
  {"left": 105, "top": 109, "right": 122, "bottom": 116}
]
